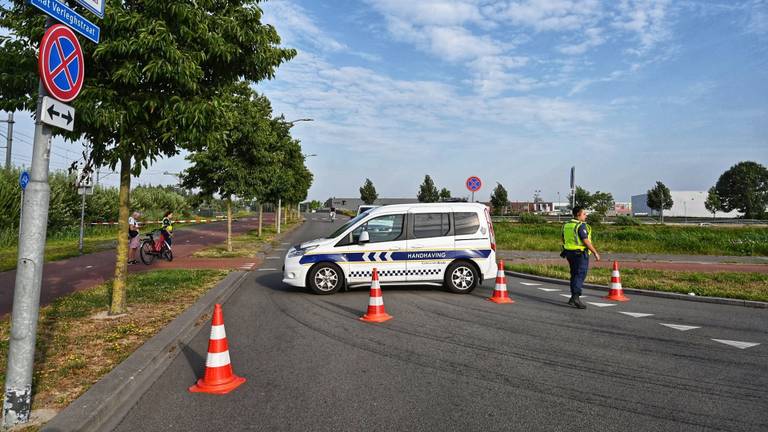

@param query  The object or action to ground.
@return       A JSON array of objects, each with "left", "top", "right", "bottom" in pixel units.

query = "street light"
[
  {"left": 303, "top": 153, "right": 317, "bottom": 158},
  {"left": 287, "top": 118, "right": 314, "bottom": 126}
]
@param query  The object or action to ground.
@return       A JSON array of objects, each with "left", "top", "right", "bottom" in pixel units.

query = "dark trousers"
[{"left": 565, "top": 251, "right": 589, "bottom": 296}]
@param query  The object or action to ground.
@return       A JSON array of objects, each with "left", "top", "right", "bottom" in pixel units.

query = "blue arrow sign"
[
  {"left": 29, "top": 0, "right": 100, "bottom": 44},
  {"left": 19, "top": 171, "right": 30, "bottom": 191}
]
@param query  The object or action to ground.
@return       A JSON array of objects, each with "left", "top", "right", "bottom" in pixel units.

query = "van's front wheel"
[
  {"left": 445, "top": 261, "right": 478, "bottom": 293},
  {"left": 308, "top": 263, "right": 344, "bottom": 295}
]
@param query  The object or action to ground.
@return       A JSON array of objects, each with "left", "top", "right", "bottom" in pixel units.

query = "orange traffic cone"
[
  {"left": 360, "top": 268, "right": 393, "bottom": 323},
  {"left": 488, "top": 260, "right": 514, "bottom": 304},
  {"left": 189, "top": 304, "right": 246, "bottom": 394},
  {"left": 604, "top": 261, "right": 630, "bottom": 302}
]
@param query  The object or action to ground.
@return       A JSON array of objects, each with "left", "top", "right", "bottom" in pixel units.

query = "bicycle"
[{"left": 139, "top": 230, "right": 173, "bottom": 265}]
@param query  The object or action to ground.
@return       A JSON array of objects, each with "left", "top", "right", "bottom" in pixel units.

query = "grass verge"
[
  {"left": 495, "top": 222, "right": 768, "bottom": 256},
  {"left": 193, "top": 220, "right": 301, "bottom": 258},
  {"left": 506, "top": 263, "right": 768, "bottom": 302},
  {"left": 0, "top": 269, "right": 228, "bottom": 423}
]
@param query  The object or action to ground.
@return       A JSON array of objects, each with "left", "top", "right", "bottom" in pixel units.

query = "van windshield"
[{"left": 326, "top": 212, "right": 368, "bottom": 239}]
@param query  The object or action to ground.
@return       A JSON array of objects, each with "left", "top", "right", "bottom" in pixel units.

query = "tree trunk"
[
  {"left": 226, "top": 197, "right": 233, "bottom": 252},
  {"left": 660, "top": 208, "right": 664, "bottom": 224},
  {"left": 109, "top": 154, "right": 131, "bottom": 315},
  {"left": 258, "top": 203, "right": 263, "bottom": 237}
]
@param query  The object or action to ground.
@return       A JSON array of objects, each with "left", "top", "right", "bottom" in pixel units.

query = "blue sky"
[{"left": 3, "top": 0, "right": 767, "bottom": 202}]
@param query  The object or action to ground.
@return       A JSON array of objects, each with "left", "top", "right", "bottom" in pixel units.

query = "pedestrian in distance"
[
  {"left": 128, "top": 211, "right": 141, "bottom": 265},
  {"left": 161, "top": 211, "right": 174, "bottom": 246},
  {"left": 561, "top": 206, "right": 601, "bottom": 309}
]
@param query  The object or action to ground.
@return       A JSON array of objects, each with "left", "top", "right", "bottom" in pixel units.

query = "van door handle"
[{"left": 389, "top": 247, "right": 401, "bottom": 251}]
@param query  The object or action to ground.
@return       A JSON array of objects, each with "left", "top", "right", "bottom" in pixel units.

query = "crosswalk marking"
[
  {"left": 519, "top": 282, "right": 541, "bottom": 286},
  {"left": 560, "top": 294, "right": 587, "bottom": 298},
  {"left": 619, "top": 312, "right": 654, "bottom": 318},
  {"left": 257, "top": 268, "right": 278, "bottom": 272},
  {"left": 586, "top": 302, "right": 616, "bottom": 307},
  {"left": 659, "top": 323, "right": 700, "bottom": 332},
  {"left": 266, "top": 256, "right": 280, "bottom": 259},
  {"left": 538, "top": 288, "right": 561, "bottom": 292},
  {"left": 711, "top": 339, "right": 761, "bottom": 349}
]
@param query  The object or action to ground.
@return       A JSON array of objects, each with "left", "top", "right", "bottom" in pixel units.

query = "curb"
[
  {"left": 42, "top": 220, "right": 306, "bottom": 432},
  {"left": 505, "top": 271, "right": 768, "bottom": 309},
  {"left": 41, "top": 271, "right": 249, "bottom": 432}
]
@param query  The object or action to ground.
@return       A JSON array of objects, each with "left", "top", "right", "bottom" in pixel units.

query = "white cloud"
[
  {"left": 261, "top": 1, "right": 347, "bottom": 52},
  {"left": 613, "top": 0, "right": 672, "bottom": 54},
  {"left": 746, "top": 0, "right": 768, "bottom": 35},
  {"left": 500, "top": 0, "right": 603, "bottom": 31},
  {"left": 558, "top": 27, "right": 606, "bottom": 54}
]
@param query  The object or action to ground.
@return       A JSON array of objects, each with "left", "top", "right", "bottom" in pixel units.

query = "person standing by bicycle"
[
  {"left": 128, "top": 211, "right": 141, "bottom": 264},
  {"left": 161, "top": 211, "right": 174, "bottom": 246}
]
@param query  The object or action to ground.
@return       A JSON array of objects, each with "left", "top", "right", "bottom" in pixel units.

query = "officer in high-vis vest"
[{"left": 561, "top": 206, "right": 601, "bottom": 309}]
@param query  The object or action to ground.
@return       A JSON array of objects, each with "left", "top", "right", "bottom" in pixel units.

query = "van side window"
[
  {"left": 413, "top": 213, "right": 450, "bottom": 238},
  {"left": 454, "top": 212, "right": 480, "bottom": 235},
  {"left": 344, "top": 214, "right": 405, "bottom": 245}
]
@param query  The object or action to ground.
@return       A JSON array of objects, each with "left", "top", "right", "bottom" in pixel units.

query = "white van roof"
[{"left": 365, "top": 202, "right": 488, "bottom": 215}]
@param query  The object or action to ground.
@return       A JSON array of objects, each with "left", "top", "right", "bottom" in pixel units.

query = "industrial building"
[
  {"left": 631, "top": 191, "right": 741, "bottom": 218},
  {"left": 323, "top": 197, "right": 420, "bottom": 211}
]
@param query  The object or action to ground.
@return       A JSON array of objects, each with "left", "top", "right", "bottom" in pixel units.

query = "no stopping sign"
[{"left": 39, "top": 24, "right": 85, "bottom": 103}]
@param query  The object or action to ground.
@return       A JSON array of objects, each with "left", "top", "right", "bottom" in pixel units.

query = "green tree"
[
  {"left": 591, "top": 191, "right": 615, "bottom": 216},
  {"left": 417, "top": 175, "right": 439, "bottom": 203},
  {"left": 0, "top": 0, "right": 295, "bottom": 314},
  {"left": 439, "top": 188, "right": 451, "bottom": 201},
  {"left": 308, "top": 200, "right": 323, "bottom": 210},
  {"left": 647, "top": 181, "right": 674, "bottom": 223},
  {"left": 704, "top": 186, "right": 721, "bottom": 220},
  {"left": 490, "top": 183, "right": 508, "bottom": 215},
  {"left": 568, "top": 186, "right": 594, "bottom": 210},
  {"left": 359, "top": 178, "right": 378, "bottom": 205},
  {"left": 714, "top": 161, "right": 768, "bottom": 219}
]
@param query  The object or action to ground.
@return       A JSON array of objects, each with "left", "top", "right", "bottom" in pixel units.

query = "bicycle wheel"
[
  {"left": 140, "top": 240, "right": 156, "bottom": 265},
  {"left": 164, "top": 247, "right": 173, "bottom": 262}
]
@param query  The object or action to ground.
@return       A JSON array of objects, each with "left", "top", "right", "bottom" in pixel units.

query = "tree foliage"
[
  {"left": 591, "top": 191, "right": 615, "bottom": 215},
  {"left": 490, "top": 183, "right": 508, "bottom": 215},
  {"left": 647, "top": 181, "right": 673, "bottom": 222},
  {"left": 704, "top": 186, "right": 721, "bottom": 219},
  {"left": 417, "top": 175, "right": 439, "bottom": 203},
  {"left": 359, "top": 178, "right": 378, "bottom": 204},
  {"left": 568, "top": 186, "right": 594, "bottom": 210},
  {"left": 714, "top": 161, "right": 768, "bottom": 219},
  {"left": 439, "top": 188, "right": 451, "bottom": 201}
]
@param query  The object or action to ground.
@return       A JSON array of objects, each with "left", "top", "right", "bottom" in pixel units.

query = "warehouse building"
[
  {"left": 323, "top": 197, "right": 420, "bottom": 211},
  {"left": 631, "top": 191, "right": 741, "bottom": 218}
]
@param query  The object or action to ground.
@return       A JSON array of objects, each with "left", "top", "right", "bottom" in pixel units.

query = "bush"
[
  {"left": 586, "top": 212, "right": 603, "bottom": 226},
  {"left": 519, "top": 212, "right": 547, "bottom": 224},
  {"left": 614, "top": 215, "right": 640, "bottom": 226}
]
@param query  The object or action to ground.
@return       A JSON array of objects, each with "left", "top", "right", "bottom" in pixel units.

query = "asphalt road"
[{"left": 114, "top": 217, "right": 768, "bottom": 432}]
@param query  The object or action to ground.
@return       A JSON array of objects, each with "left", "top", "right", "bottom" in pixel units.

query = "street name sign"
[
  {"left": 19, "top": 171, "right": 30, "bottom": 191},
  {"left": 28, "top": 0, "right": 100, "bottom": 44},
  {"left": 39, "top": 24, "right": 85, "bottom": 102},
  {"left": 466, "top": 176, "right": 482, "bottom": 192},
  {"left": 74, "top": 0, "right": 104, "bottom": 19},
  {"left": 41, "top": 96, "right": 75, "bottom": 131}
]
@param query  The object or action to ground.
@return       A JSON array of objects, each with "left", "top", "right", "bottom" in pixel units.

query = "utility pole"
[
  {"left": 2, "top": 112, "right": 14, "bottom": 169},
  {"left": 4, "top": 18, "right": 54, "bottom": 427},
  {"left": 277, "top": 198, "right": 282, "bottom": 234}
]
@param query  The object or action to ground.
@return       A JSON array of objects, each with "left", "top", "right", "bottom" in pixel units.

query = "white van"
[{"left": 282, "top": 203, "right": 497, "bottom": 295}]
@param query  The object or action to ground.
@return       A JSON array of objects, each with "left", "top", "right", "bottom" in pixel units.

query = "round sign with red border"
[
  {"left": 38, "top": 24, "right": 85, "bottom": 103},
  {"left": 466, "top": 176, "right": 482, "bottom": 192}
]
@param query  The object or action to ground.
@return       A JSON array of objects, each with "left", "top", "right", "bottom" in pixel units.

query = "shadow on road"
[{"left": 180, "top": 342, "right": 205, "bottom": 378}]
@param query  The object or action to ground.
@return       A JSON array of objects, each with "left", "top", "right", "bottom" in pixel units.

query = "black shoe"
[
  {"left": 568, "top": 295, "right": 576, "bottom": 305},
  {"left": 574, "top": 297, "right": 587, "bottom": 309}
]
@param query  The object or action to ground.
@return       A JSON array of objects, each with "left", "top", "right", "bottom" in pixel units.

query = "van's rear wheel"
[
  {"left": 445, "top": 261, "right": 478, "bottom": 293},
  {"left": 308, "top": 263, "right": 344, "bottom": 295}
]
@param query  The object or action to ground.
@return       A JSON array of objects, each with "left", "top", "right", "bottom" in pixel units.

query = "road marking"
[
  {"left": 281, "top": 242, "right": 290, "bottom": 245},
  {"left": 273, "top": 249, "right": 286, "bottom": 251},
  {"left": 257, "top": 268, "right": 278, "bottom": 272},
  {"left": 659, "top": 323, "right": 701, "bottom": 331},
  {"left": 266, "top": 257, "right": 280, "bottom": 259},
  {"left": 538, "top": 288, "right": 561, "bottom": 292},
  {"left": 85, "top": 265, "right": 93, "bottom": 269},
  {"left": 586, "top": 302, "right": 616, "bottom": 307},
  {"left": 619, "top": 312, "right": 654, "bottom": 318},
  {"left": 519, "top": 282, "right": 541, "bottom": 286},
  {"left": 711, "top": 339, "right": 761, "bottom": 350},
  {"left": 560, "top": 294, "right": 587, "bottom": 298}
]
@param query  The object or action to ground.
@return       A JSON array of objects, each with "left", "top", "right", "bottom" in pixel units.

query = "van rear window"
[
  {"left": 454, "top": 212, "right": 480, "bottom": 235},
  {"left": 413, "top": 213, "right": 450, "bottom": 238}
]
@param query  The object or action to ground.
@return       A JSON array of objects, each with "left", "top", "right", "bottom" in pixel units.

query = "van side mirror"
[{"left": 358, "top": 231, "right": 370, "bottom": 244}]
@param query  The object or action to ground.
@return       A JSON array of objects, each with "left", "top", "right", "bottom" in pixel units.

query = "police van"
[{"left": 282, "top": 203, "right": 497, "bottom": 295}]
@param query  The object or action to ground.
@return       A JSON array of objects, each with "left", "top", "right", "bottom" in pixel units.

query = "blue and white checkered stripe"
[{"left": 300, "top": 249, "right": 491, "bottom": 265}]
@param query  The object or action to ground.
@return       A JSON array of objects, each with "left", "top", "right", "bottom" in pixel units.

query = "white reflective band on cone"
[
  {"left": 612, "top": 271, "right": 620, "bottom": 277},
  {"left": 611, "top": 283, "right": 622, "bottom": 289},
  {"left": 495, "top": 284, "right": 507, "bottom": 291},
  {"left": 206, "top": 350, "right": 231, "bottom": 368},
  {"left": 209, "top": 324, "right": 226, "bottom": 340},
  {"left": 368, "top": 296, "right": 384, "bottom": 306}
]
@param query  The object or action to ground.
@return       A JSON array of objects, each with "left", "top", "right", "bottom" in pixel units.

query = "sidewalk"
[
  {"left": 0, "top": 215, "right": 280, "bottom": 316},
  {"left": 498, "top": 250, "right": 768, "bottom": 273}
]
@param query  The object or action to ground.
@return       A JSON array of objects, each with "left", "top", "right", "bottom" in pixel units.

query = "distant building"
[
  {"left": 508, "top": 201, "right": 554, "bottom": 213},
  {"left": 324, "top": 197, "right": 420, "bottom": 211},
  {"left": 610, "top": 202, "right": 632, "bottom": 216},
  {"left": 631, "top": 191, "right": 741, "bottom": 218}
]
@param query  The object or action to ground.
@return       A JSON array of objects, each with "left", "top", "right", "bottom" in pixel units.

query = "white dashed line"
[
  {"left": 257, "top": 268, "right": 278, "bottom": 272},
  {"left": 519, "top": 282, "right": 541, "bottom": 286},
  {"left": 711, "top": 339, "right": 761, "bottom": 349},
  {"left": 85, "top": 265, "right": 94, "bottom": 269},
  {"left": 266, "top": 257, "right": 280, "bottom": 260},
  {"left": 619, "top": 312, "right": 654, "bottom": 318},
  {"left": 280, "top": 242, "right": 290, "bottom": 245},
  {"left": 586, "top": 302, "right": 616, "bottom": 308},
  {"left": 537, "top": 288, "right": 561, "bottom": 292},
  {"left": 560, "top": 294, "right": 587, "bottom": 298},
  {"left": 659, "top": 323, "right": 700, "bottom": 331}
]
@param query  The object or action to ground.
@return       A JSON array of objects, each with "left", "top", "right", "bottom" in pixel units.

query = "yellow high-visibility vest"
[{"left": 562, "top": 219, "right": 591, "bottom": 251}]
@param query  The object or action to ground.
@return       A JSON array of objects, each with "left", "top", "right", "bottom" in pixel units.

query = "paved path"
[
  {"left": 114, "top": 218, "right": 767, "bottom": 432},
  {"left": 499, "top": 250, "right": 768, "bottom": 273},
  {"left": 0, "top": 215, "right": 277, "bottom": 317}
]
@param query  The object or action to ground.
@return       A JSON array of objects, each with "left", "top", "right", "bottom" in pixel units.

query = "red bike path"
[{"left": 0, "top": 215, "right": 280, "bottom": 317}]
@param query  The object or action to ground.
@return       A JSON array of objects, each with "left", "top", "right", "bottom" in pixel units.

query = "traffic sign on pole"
[
  {"left": 41, "top": 96, "right": 75, "bottom": 131},
  {"left": 466, "top": 176, "right": 482, "bottom": 192},
  {"left": 39, "top": 25, "right": 85, "bottom": 102},
  {"left": 29, "top": 0, "right": 101, "bottom": 44},
  {"left": 19, "top": 171, "right": 30, "bottom": 191},
  {"left": 570, "top": 166, "right": 575, "bottom": 189},
  {"left": 74, "top": 0, "right": 105, "bottom": 19}
]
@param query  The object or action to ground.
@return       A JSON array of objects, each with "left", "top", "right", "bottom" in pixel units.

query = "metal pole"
[
  {"left": 18, "top": 190, "right": 24, "bottom": 243},
  {"left": 78, "top": 188, "right": 86, "bottom": 254},
  {"left": 471, "top": 191, "right": 474, "bottom": 203},
  {"left": 4, "top": 112, "right": 13, "bottom": 169},
  {"left": 4, "top": 18, "right": 54, "bottom": 427},
  {"left": 277, "top": 198, "right": 282, "bottom": 234}
]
